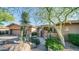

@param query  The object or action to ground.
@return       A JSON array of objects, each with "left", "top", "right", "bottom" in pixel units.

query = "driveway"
[
  {"left": 0, "top": 36, "right": 18, "bottom": 51},
  {"left": 0, "top": 36, "right": 18, "bottom": 41}
]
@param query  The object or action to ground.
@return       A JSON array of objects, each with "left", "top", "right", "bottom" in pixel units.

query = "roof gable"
[{"left": 7, "top": 23, "right": 20, "bottom": 27}]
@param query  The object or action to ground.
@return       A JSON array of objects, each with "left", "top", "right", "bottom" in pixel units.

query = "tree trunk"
[
  {"left": 53, "top": 25, "right": 65, "bottom": 47},
  {"left": 20, "top": 26, "right": 27, "bottom": 42}
]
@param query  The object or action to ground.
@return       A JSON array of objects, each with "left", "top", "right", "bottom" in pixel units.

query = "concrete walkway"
[
  {"left": 32, "top": 37, "right": 79, "bottom": 51},
  {"left": 32, "top": 37, "right": 47, "bottom": 51},
  {"left": 64, "top": 42, "right": 79, "bottom": 51}
]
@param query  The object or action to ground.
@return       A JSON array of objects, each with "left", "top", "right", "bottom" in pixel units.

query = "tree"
[
  {"left": 33, "top": 7, "right": 79, "bottom": 47},
  {"left": 0, "top": 8, "right": 14, "bottom": 25},
  {"left": 3, "top": 7, "right": 30, "bottom": 42},
  {"left": 3, "top": 8, "right": 31, "bottom": 51},
  {"left": 20, "top": 11, "right": 30, "bottom": 42}
]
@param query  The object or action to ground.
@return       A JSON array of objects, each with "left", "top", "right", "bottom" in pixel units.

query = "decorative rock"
[{"left": 9, "top": 41, "right": 31, "bottom": 51}]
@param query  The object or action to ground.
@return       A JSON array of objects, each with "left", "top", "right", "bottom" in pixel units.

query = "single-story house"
[
  {"left": 0, "top": 23, "right": 37, "bottom": 36},
  {"left": 37, "top": 20, "right": 79, "bottom": 38},
  {"left": 0, "top": 26, "right": 9, "bottom": 35},
  {"left": 0, "top": 20, "right": 79, "bottom": 37},
  {"left": 7, "top": 23, "right": 20, "bottom": 36}
]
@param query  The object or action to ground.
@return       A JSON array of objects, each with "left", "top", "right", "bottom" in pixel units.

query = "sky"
[
  {"left": 3, "top": 7, "right": 79, "bottom": 26},
  {"left": 4, "top": 7, "right": 38, "bottom": 26}
]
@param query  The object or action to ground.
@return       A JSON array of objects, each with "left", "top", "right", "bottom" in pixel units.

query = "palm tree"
[
  {"left": 20, "top": 11, "right": 30, "bottom": 42},
  {"left": 12, "top": 11, "right": 31, "bottom": 51}
]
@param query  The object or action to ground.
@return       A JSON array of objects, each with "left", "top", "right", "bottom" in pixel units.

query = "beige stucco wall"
[
  {"left": 12, "top": 30, "right": 20, "bottom": 36},
  {"left": 47, "top": 24, "right": 79, "bottom": 38},
  {"left": 62, "top": 24, "right": 79, "bottom": 35},
  {"left": 10, "top": 24, "right": 79, "bottom": 36},
  {"left": 45, "top": 24, "right": 79, "bottom": 40}
]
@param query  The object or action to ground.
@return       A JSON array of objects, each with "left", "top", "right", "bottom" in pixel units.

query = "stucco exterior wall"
[
  {"left": 40, "top": 24, "right": 79, "bottom": 39},
  {"left": 2, "top": 23, "right": 79, "bottom": 36},
  {"left": 62, "top": 24, "right": 79, "bottom": 35},
  {"left": 12, "top": 29, "right": 20, "bottom": 36}
]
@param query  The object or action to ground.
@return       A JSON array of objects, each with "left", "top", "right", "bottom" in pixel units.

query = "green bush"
[
  {"left": 32, "top": 32, "right": 38, "bottom": 36},
  {"left": 68, "top": 34, "right": 79, "bottom": 46},
  {"left": 30, "top": 36, "right": 40, "bottom": 45},
  {"left": 45, "top": 37, "right": 64, "bottom": 51}
]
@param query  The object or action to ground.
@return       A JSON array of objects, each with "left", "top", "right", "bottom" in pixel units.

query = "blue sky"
[
  {"left": 4, "top": 7, "right": 38, "bottom": 26},
  {"left": 3, "top": 7, "right": 79, "bottom": 26}
]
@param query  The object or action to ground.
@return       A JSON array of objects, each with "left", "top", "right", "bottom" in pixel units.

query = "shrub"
[
  {"left": 45, "top": 37, "right": 64, "bottom": 51},
  {"left": 32, "top": 32, "right": 38, "bottom": 36},
  {"left": 30, "top": 36, "right": 40, "bottom": 45},
  {"left": 68, "top": 34, "right": 79, "bottom": 46}
]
